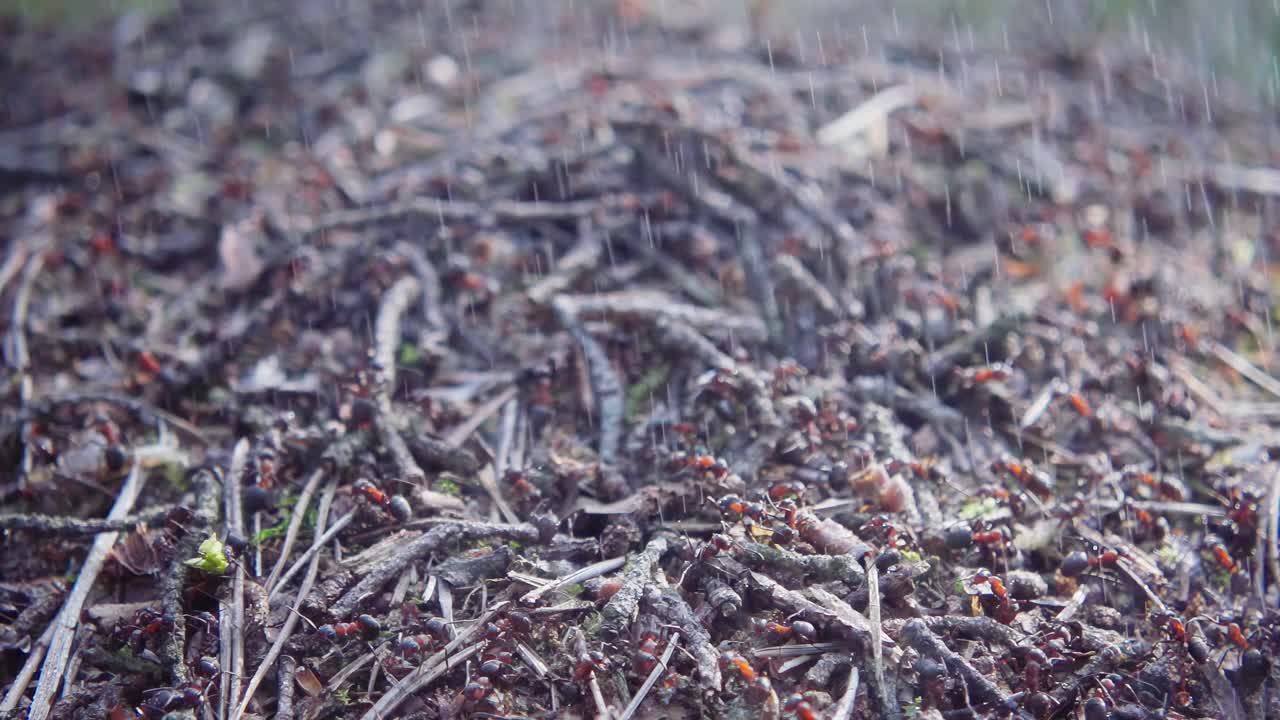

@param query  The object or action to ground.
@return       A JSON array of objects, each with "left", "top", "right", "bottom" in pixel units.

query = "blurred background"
[{"left": 3, "top": 0, "right": 1279, "bottom": 94}]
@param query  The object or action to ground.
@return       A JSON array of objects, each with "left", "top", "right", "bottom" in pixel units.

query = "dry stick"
[
  {"left": 0, "top": 621, "right": 53, "bottom": 712},
  {"left": 617, "top": 632, "right": 680, "bottom": 720},
  {"left": 1207, "top": 339, "right": 1280, "bottom": 400},
  {"left": 900, "top": 619, "right": 1008, "bottom": 710},
  {"left": 443, "top": 385, "right": 517, "bottom": 447},
  {"left": 520, "top": 556, "right": 626, "bottom": 606},
  {"left": 831, "top": 667, "right": 861, "bottom": 720},
  {"left": 374, "top": 276, "right": 427, "bottom": 486},
  {"left": 26, "top": 463, "right": 148, "bottom": 720},
  {"left": 219, "top": 439, "right": 250, "bottom": 720},
  {"left": 0, "top": 508, "right": 177, "bottom": 535},
  {"left": 297, "top": 195, "right": 613, "bottom": 236},
  {"left": 647, "top": 586, "right": 721, "bottom": 691},
  {"left": 264, "top": 467, "right": 325, "bottom": 594},
  {"left": 276, "top": 655, "right": 297, "bottom": 720},
  {"left": 158, "top": 467, "right": 219, "bottom": 716},
  {"left": 330, "top": 521, "right": 539, "bottom": 619},
  {"left": 551, "top": 295, "right": 625, "bottom": 491},
  {"left": 478, "top": 464, "right": 520, "bottom": 525},
  {"left": 865, "top": 556, "right": 897, "bottom": 720},
  {"left": 1267, "top": 463, "right": 1280, "bottom": 598},
  {"left": 232, "top": 479, "right": 338, "bottom": 720},
  {"left": 266, "top": 512, "right": 355, "bottom": 605},
  {"left": 356, "top": 602, "right": 509, "bottom": 720},
  {"left": 7, "top": 250, "right": 44, "bottom": 485},
  {"left": 600, "top": 536, "right": 669, "bottom": 640}
]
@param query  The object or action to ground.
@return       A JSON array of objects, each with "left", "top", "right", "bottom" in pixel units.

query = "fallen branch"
[
  {"left": 232, "top": 478, "right": 338, "bottom": 720},
  {"left": 26, "top": 462, "right": 148, "bottom": 720},
  {"left": 519, "top": 556, "right": 626, "bottom": 606},
  {"left": 264, "top": 466, "right": 325, "bottom": 594},
  {"left": 899, "top": 618, "right": 1007, "bottom": 710},
  {"left": 646, "top": 586, "right": 721, "bottom": 691},
  {"left": 551, "top": 296, "right": 625, "bottom": 486},
  {"left": 600, "top": 536, "right": 668, "bottom": 640},
  {"left": 355, "top": 602, "right": 510, "bottom": 720},
  {"left": 219, "top": 439, "right": 251, "bottom": 720},
  {"left": 329, "top": 521, "right": 540, "bottom": 619}
]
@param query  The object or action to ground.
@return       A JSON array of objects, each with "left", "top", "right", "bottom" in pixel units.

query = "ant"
[
  {"left": 111, "top": 606, "right": 173, "bottom": 656},
  {"left": 965, "top": 571, "right": 1017, "bottom": 624},
  {"left": 352, "top": 478, "right": 412, "bottom": 523},
  {"left": 783, "top": 693, "right": 820, "bottom": 720},
  {"left": 397, "top": 616, "right": 454, "bottom": 657},
  {"left": 959, "top": 362, "right": 1013, "bottom": 386},
  {"left": 990, "top": 455, "right": 1054, "bottom": 500},
  {"left": 1058, "top": 547, "right": 1123, "bottom": 577},
  {"left": 750, "top": 617, "right": 817, "bottom": 643},
  {"left": 318, "top": 614, "right": 381, "bottom": 642}
]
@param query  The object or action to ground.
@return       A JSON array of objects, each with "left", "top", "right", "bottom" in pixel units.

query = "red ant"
[
  {"left": 318, "top": 614, "right": 381, "bottom": 642},
  {"left": 966, "top": 571, "right": 1017, "bottom": 624},
  {"left": 352, "top": 478, "right": 411, "bottom": 523},
  {"left": 1065, "top": 392, "right": 1093, "bottom": 418},
  {"left": 990, "top": 455, "right": 1054, "bottom": 499},
  {"left": 1059, "top": 548, "right": 1122, "bottom": 577},
  {"left": 718, "top": 651, "right": 757, "bottom": 682},
  {"left": 751, "top": 618, "right": 817, "bottom": 643},
  {"left": 460, "top": 675, "right": 503, "bottom": 714},
  {"left": 632, "top": 631, "right": 666, "bottom": 675},
  {"left": 572, "top": 650, "right": 608, "bottom": 682},
  {"left": 1205, "top": 543, "right": 1237, "bottom": 573},
  {"left": 783, "top": 693, "right": 819, "bottom": 720},
  {"left": 961, "top": 363, "right": 1012, "bottom": 386},
  {"left": 504, "top": 468, "right": 542, "bottom": 505},
  {"left": 111, "top": 606, "right": 173, "bottom": 656},
  {"left": 767, "top": 480, "right": 806, "bottom": 502}
]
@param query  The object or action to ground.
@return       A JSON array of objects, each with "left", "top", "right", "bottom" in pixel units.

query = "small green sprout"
[{"left": 184, "top": 534, "right": 229, "bottom": 574}]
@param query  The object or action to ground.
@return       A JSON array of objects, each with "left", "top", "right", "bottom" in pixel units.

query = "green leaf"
[{"left": 184, "top": 534, "right": 229, "bottom": 574}]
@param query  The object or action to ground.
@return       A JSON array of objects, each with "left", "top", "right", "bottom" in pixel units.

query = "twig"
[
  {"left": 1207, "top": 339, "right": 1280, "bottom": 400},
  {"left": 0, "top": 507, "right": 177, "bottom": 536},
  {"left": 831, "top": 666, "right": 861, "bottom": 720},
  {"left": 0, "top": 623, "right": 52, "bottom": 713},
  {"left": 276, "top": 655, "right": 297, "bottom": 720},
  {"left": 570, "top": 627, "right": 612, "bottom": 720},
  {"left": 294, "top": 195, "right": 617, "bottom": 236},
  {"left": 232, "top": 478, "right": 338, "bottom": 720},
  {"left": 264, "top": 466, "right": 325, "bottom": 594},
  {"left": 563, "top": 290, "right": 769, "bottom": 344},
  {"left": 900, "top": 619, "right": 1008, "bottom": 710},
  {"left": 26, "top": 462, "right": 148, "bottom": 720},
  {"left": 817, "top": 84, "right": 918, "bottom": 147},
  {"left": 865, "top": 555, "right": 897, "bottom": 719},
  {"left": 551, "top": 296, "right": 625, "bottom": 476},
  {"left": 600, "top": 536, "right": 668, "bottom": 640},
  {"left": 646, "top": 586, "right": 721, "bottom": 690},
  {"left": 3, "top": 248, "right": 43, "bottom": 371},
  {"left": 736, "top": 540, "right": 866, "bottom": 587},
  {"left": 477, "top": 464, "right": 520, "bottom": 525},
  {"left": 373, "top": 275, "right": 421, "bottom": 405},
  {"left": 356, "top": 602, "right": 510, "bottom": 720},
  {"left": 219, "top": 439, "right": 251, "bottom": 720},
  {"left": 616, "top": 632, "right": 679, "bottom": 720},
  {"left": 329, "top": 521, "right": 539, "bottom": 619},
  {"left": 266, "top": 512, "right": 355, "bottom": 605},
  {"left": 519, "top": 556, "right": 626, "bottom": 606},
  {"left": 1267, "top": 462, "right": 1280, "bottom": 599},
  {"left": 158, "top": 467, "right": 219, "bottom": 705},
  {"left": 442, "top": 386, "right": 517, "bottom": 449}
]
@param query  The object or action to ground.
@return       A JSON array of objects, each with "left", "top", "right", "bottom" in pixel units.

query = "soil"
[{"left": 2, "top": 2, "right": 1280, "bottom": 720}]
